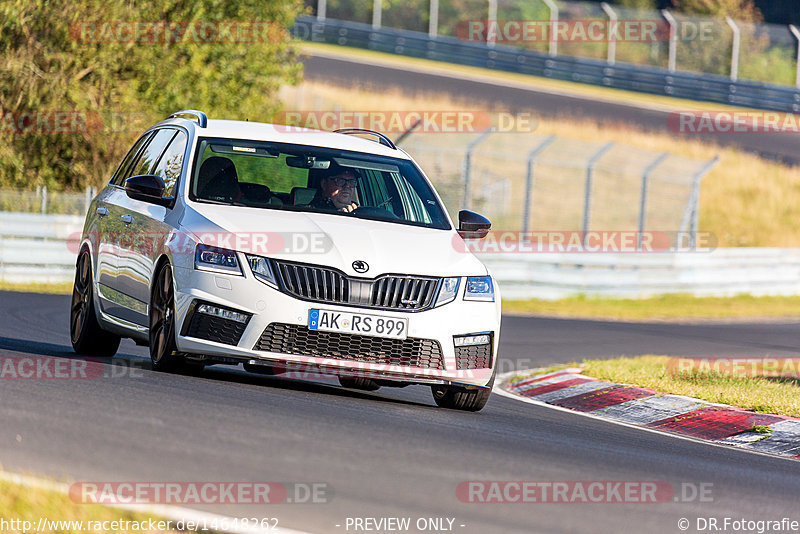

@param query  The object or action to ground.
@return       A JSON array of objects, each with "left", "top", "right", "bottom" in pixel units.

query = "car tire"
[
  {"left": 338, "top": 376, "right": 381, "bottom": 391},
  {"left": 70, "top": 250, "right": 121, "bottom": 357},
  {"left": 431, "top": 374, "right": 494, "bottom": 412},
  {"left": 149, "top": 262, "right": 200, "bottom": 374}
]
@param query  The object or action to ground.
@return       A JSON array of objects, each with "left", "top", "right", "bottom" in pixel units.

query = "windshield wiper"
[{"left": 195, "top": 198, "right": 250, "bottom": 207}]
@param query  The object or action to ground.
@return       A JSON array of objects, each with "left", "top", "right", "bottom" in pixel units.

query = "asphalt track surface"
[
  {"left": 1, "top": 291, "right": 799, "bottom": 533},
  {"left": 302, "top": 53, "right": 800, "bottom": 165}
]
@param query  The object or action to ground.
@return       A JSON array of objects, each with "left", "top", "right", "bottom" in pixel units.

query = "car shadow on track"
[{"left": 0, "top": 334, "right": 432, "bottom": 408}]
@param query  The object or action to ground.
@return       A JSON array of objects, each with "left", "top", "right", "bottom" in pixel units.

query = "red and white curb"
[{"left": 497, "top": 368, "right": 800, "bottom": 460}]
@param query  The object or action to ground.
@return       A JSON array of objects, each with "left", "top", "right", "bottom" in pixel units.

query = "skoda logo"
[{"left": 352, "top": 260, "right": 369, "bottom": 274}]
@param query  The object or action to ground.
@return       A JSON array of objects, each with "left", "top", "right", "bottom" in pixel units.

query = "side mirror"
[
  {"left": 458, "top": 210, "right": 491, "bottom": 239},
  {"left": 125, "top": 174, "right": 170, "bottom": 206}
]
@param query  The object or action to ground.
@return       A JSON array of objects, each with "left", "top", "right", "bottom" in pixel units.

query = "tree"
[
  {"left": 671, "top": 0, "right": 762, "bottom": 22},
  {"left": 0, "top": 0, "right": 305, "bottom": 190},
  {"left": 616, "top": 0, "right": 659, "bottom": 9}
]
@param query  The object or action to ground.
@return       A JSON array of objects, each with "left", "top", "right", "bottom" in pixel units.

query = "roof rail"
[
  {"left": 167, "top": 109, "right": 208, "bottom": 128},
  {"left": 333, "top": 128, "right": 397, "bottom": 150}
]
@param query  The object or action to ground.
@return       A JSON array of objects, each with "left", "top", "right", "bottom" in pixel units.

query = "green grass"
[
  {"left": 521, "top": 355, "right": 800, "bottom": 417},
  {"left": 0, "top": 281, "right": 72, "bottom": 295},
  {"left": 502, "top": 294, "right": 800, "bottom": 320},
  {"left": 0, "top": 477, "right": 179, "bottom": 533}
]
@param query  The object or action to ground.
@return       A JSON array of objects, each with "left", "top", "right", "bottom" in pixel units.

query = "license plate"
[{"left": 308, "top": 308, "right": 408, "bottom": 340}]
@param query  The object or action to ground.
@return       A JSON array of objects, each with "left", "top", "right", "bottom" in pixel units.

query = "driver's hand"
[{"left": 341, "top": 202, "right": 358, "bottom": 213}]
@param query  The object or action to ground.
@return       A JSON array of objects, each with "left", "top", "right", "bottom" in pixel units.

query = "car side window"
[
  {"left": 128, "top": 129, "right": 177, "bottom": 179},
  {"left": 111, "top": 132, "right": 154, "bottom": 186},
  {"left": 151, "top": 130, "right": 187, "bottom": 198}
]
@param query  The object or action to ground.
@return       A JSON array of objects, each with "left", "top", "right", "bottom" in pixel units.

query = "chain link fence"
[
  {"left": 398, "top": 130, "right": 716, "bottom": 247},
  {"left": 308, "top": 0, "right": 800, "bottom": 88},
  {"left": 0, "top": 187, "right": 96, "bottom": 215}
]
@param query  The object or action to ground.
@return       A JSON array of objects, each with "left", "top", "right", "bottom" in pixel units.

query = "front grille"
[
  {"left": 183, "top": 310, "right": 249, "bottom": 346},
  {"left": 254, "top": 323, "right": 445, "bottom": 370},
  {"left": 455, "top": 343, "right": 493, "bottom": 370},
  {"left": 275, "top": 262, "right": 349, "bottom": 303},
  {"left": 370, "top": 276, "right": 438, "bottom": 309},
  {"left": 273, "top": 260, "right": 439, "bottom": 312}
]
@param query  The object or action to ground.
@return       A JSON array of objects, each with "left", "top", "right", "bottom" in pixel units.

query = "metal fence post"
[
  {"left": 462, "top": 129, "right": 494, "bottom": 210},
  {"left": 690, "top": 156, "right": 719, "bottom": 248},
  {"left": 661, "top": 9, "right": 677, "bottom": 72},
  {"left": 601, "top": 2, "right": 617, "bottom": 66},
  {"left": 679, "top": 156, "right": 719, "bottom": 249},
  {"left": 790, "top": 25, "right": 800, "bottom": 88},
  {"left": 726, "top": 16, "right": 740, "bottom": 82},
  {"left": 637, "top": 152, "right": 669, "bottom": 250},
  {"left": 542, "top": 0, "right": 558, "bottom": 57},
  {"left": 429, "top": 0, "right": 439, "bottom": 38},
  {"left": 487, "top": 0, "right": 497, "bottom": 47},
  {"left": 317, "top": 0, "right": 326, "bottom": 21},
  {"left": 522, "top": 136, "right": 557, "bottom": 232},
  {"left": 582, "top": 143, "right": 614, "bottom": 244},
  {"left": 372, "top": 0, "right": 382, "bottom": 29},
  {"left": 84, "top": 187, "right": 92, "bottom": 215},
  {"left": 41, "top": 186, "right": 48, "bottom": 214}
]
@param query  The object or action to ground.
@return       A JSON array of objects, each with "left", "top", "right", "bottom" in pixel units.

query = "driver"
[{"left": 310, "top": 165, "right": 359, "bottom": 213}]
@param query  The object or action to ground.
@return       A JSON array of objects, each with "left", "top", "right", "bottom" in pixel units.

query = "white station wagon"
[{"left": 70, "top": 110, "right": 500, "bottom": 411}]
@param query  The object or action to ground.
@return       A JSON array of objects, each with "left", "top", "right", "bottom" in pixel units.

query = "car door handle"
[
  {"left": 96, "top": 207, "right": 109, "bottom": 217},
  {"left": 121, "top": 214, "right": 134, "bottom": 225}
]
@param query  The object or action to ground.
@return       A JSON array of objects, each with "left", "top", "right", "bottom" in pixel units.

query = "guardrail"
[
  {"left": 479, "top": 249, "right": 800, "bottom": 300},
  {"left": 0, "top": 212, "right": 82, "bottom": 284},
  {"left": 294, "top": 16, "right": 800, "bottom": 113},
  {"left": 3, "top": 212, "right": 800, "bottom": 299}
]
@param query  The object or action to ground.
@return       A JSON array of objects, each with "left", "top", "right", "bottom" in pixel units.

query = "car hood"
[{"left": 181, "top": 203, "right": 488, "bottom": 278}]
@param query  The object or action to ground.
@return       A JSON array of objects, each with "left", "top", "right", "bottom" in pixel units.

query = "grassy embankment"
[{"left": 0, "top": 476, "right": 182, "bottom": 533}]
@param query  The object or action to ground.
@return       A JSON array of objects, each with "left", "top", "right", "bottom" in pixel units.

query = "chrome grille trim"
[{"left": 272, "top": 260, "right": 440, "bottom": 312}]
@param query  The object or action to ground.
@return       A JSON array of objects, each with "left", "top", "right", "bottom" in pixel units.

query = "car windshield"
[{"left": 189, "top": 138, "right": 451, "bottom": 230}]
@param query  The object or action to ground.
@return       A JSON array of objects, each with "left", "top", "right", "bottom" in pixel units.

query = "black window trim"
[
  {"left": 109, "top": 126, "right": 191, "bottom": 211},
  {"left": 109, "top": 131, "right": 155, "bottom": 187},
  {"left": 127, "top": 128, "right": 179, "bottom": 185},
  {"left": 187, "top": 137, "right": 452, "bottom": 231},
  {"left": 152, "top": 129, "right": 188, "bottom": 201}
]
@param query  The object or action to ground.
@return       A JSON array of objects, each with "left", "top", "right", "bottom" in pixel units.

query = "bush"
[{"left": 0, "top": 0, "right": 305, "bottom": 191}]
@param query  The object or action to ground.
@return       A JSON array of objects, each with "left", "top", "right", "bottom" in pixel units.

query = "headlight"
[
  {"left": 434, "top": 277, "right": 460, "bottom": 307},
  {"left": 195, "top": 244, "right": 242, "bottom": 275},
  {"left": 464, "top": 276, "right": 494, "bottom": 302},
  {"left": 245, "top": 254, "right": 279, "bottom": 288}
]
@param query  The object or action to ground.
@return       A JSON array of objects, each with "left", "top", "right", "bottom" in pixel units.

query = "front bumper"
[{"left": 172, "top": 266, "right": 500, "bottom": 388}]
